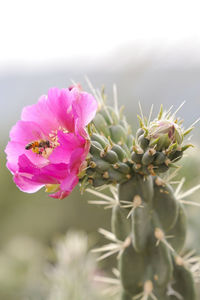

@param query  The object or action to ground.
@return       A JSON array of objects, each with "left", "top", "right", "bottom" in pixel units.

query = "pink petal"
[
  {"left": 49, "top": 172, "right": 78, "bottom": 199},
  {"left": 21, "top": 95, "right": 59, "bottom": 135},
  {"left": 5, "top": 141, "right": 26, "bottom": 173},
  {"left": 9, "top": 120, "right": 45, "bottom": 143},
  {"left": 13, "top": 154, "right": 70, "bottom": 194},
  {"left": 47, "top": 88, "right": 75, "bottom": 132},
  {"left": 72, "top": 88, "right": 98, "bottom": 132},
  {"left": 21, "top": 88, "right": 75, "bottom": 134},
  {"left": 18, "top": 154, "right": 68, "bottom": 184},
  {"left": 49, "top": 131, "right": 85, "bottom": 164},
  {"left": 60, "top": 173, "right": 79, "bottom": 194},
  {"left": 14, "top": 173, "right": 44, "bottom": 193},
  {"left": 69, "top": 147, "right": 86, "bottom": 173},
  {"left": 49, "top": 190, "right": 70, "bottom": 200}
]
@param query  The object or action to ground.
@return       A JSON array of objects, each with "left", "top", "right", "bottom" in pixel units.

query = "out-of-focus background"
[{"left": 1, "top": 0, "right": 200, "bottom": 299}]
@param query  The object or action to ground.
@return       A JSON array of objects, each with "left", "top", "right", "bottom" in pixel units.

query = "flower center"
[
  {"left": 25, "top": 139, "right": 55, "bottom": 158},
  {"left": 25, "top": 127, "right": 68, "bottom": 158}
]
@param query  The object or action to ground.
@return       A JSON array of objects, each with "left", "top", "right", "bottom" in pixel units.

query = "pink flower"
[{"left": 5, "top": 86, "right": 97, "bottom": 199}]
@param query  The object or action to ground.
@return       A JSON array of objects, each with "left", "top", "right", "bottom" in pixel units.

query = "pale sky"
[{"left": 1, "top": 0, "right": 200, "bottom": 71}]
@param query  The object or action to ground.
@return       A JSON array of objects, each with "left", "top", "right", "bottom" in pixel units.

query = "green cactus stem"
[{"left": 83, "top": 87, "right": 199, "bottom": 300}]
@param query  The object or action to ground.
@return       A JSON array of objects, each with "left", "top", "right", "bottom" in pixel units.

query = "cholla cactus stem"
[{"left": 85, "top": 84, "right": 198, "bottom": 299}]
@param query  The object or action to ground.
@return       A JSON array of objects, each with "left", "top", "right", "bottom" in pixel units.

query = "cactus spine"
[{"left": 82, "top": 87, "right": 198, "bottom": 300}]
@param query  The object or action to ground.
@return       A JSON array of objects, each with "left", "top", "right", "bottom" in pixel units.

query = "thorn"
[
  {"left": 148, "top": 104, "right": 154, "bottom": 125},
  {"left": 108, "top": 136, "right": 114, "bottom": 146},
  {"left": 137, "top": 114, "right": 144, "bottom": 127},
  {"left": 180, "top": 200, "right": 200, "bottom": 207},
  {"left": 119, "top": 106, "right": 125, "bottom": 119},
  {"left": 183, "top": 127, "right": 193, "bottom": 136},
  {"left": 175, "top": 177, "right": 185, "bottom": 197},
  {"left": 168, "top": 142, "right": 178, "bottom": 152},
  {"left": 190, "top": 117, "right": 200, "bottom": 128},
  {"left": 113, "top": 84, "right": 119, "bottom": 119},
  {"left": 168, "top": 163, "right": 180, "bottom": 169},
  {"left": 165, "top": 105, "right": 174, "bottom": 119},
  {"left": 181, "top": 144, "right": 194, "bottom": 151},
  {"left": 177, "top": 184, "right": 200, "bottom": 200},
  {"left": 173, "top": 101, "right": 186, "bottom": 116},
  {"left": 158, "top": 104, "right": 163, "bottom": 120},
  {"left": 138, "top": 101, "right": 145, "bottom": 124},
  {"left": 149, "top": 137, "right": 160, "bottom": 147}
]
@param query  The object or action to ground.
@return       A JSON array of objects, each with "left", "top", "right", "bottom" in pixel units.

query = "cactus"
[{"left": 82, "top": 85, "right": 200, "bottom": 300}]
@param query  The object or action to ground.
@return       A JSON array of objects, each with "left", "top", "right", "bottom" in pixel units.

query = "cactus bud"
[
  {"left": 112, "top": 144, "right": 127, "bottom": 161},
  {"left": 141, "top": 149, "right": 156, "bottom": 165},
  {"left": 136, "top": 128, "right": 145, "bottom": 139},
  {"left": 148, "top": 120, "right": 183, "bottom": 151},
  {"left": 131, "top": 152, "right": 143, "bottom": 163},
  {"left": 110, "top": 125, "right": 127, "bottom": 144},
  {"left": 90, "top": 141, "right": 103, "bottom": 155},
  {"left": 100, "top": 149, "right": 119, "bottom": 164},
  {"left": 91, "top": 133, "right": 109, "bottom": 148},
  {"left": 153, "top": 152, "right": 166, "bottom": 165},
  {"left": 93, "top": 113, "right": 110, "bottom": 136},
  {"left": 138, "top": 134, "right": 150, "bottom": 150}
]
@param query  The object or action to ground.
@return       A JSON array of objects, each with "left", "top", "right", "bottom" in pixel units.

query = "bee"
[{"left": 25, "top": 139, "right": 52, "bottom": 155}]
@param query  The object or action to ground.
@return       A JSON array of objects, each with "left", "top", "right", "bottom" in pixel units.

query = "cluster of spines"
[
  {"left": 130, "top": 103, "right": 194, "bottom": 177},
  {"left": 87, "top": 134, "right": 133, "bottom": 187},
  {"left": 131, "top": 127, "right": 191, "bottom": 176},
  {"left": 84, "top": 104, "right": 135, "bottom": 188}
]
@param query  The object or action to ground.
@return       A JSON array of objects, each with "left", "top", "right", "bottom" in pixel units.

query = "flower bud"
[{"left": 148, "top": 120, "right": 183, "bottom": 151}]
